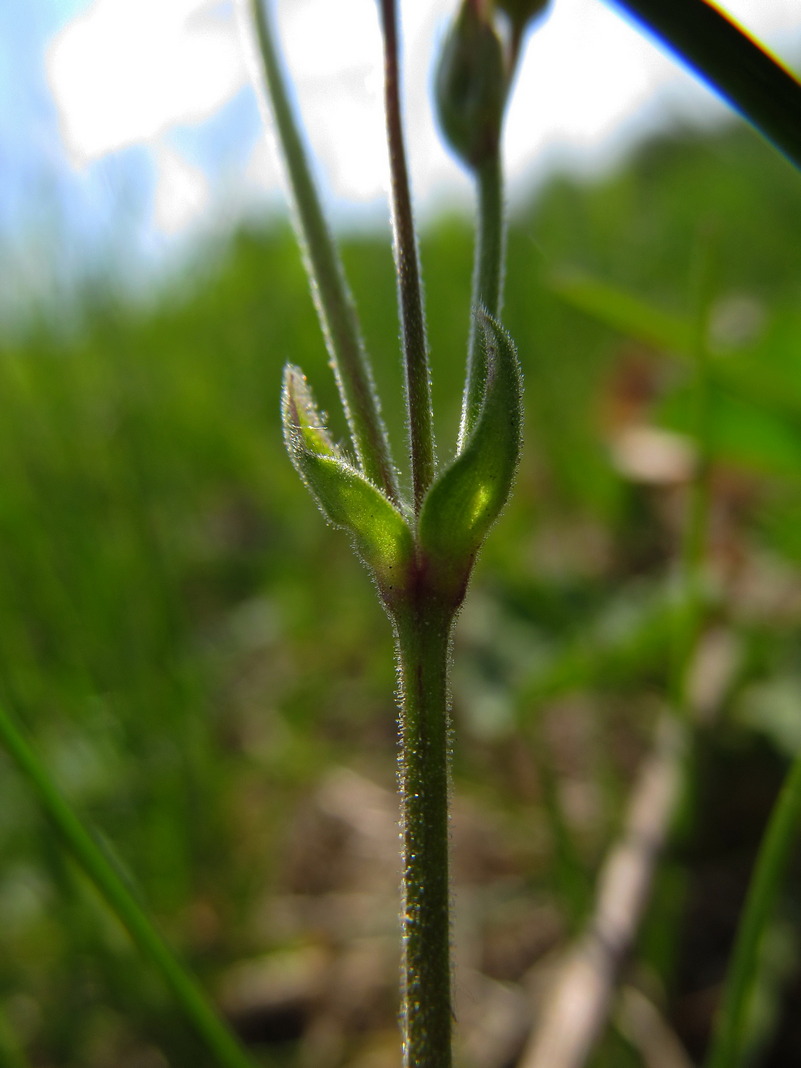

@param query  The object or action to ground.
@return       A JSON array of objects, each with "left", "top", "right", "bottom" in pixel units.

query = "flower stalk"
[
  {"left": 393, "top": 593, "right": 455, "bottom": 1068},
  {"left": 462, "top": 150, "right": 505, "bottom": 445},
  {"left": 262, "top": 2, "right": 525, "bottom": 1065},
  {"left": 247, "top": 0, "right": 399, "bottom": 502},
  {"left": 377, "top": 0, "right": 435, "bottom": 512}
]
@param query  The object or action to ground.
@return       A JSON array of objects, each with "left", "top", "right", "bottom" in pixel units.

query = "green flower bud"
[
  {"left": 435, "top": 1, "right": 507, "bottom": 171},
  {"left": 494, "top": 0, "right": 551, "bottom": 32}
]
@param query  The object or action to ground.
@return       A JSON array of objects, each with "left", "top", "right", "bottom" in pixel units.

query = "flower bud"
[
  {"left": 435, "top": 1, "right": 507, "bottom": 172},
  {"left": 495, "top": 0, "right": 551, "bottom": 32}
]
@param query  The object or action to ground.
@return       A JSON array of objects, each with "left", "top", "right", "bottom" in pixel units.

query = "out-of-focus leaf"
[
  {"left": 556, "top": 273, "right": 801, "bottom": 426},
  {"left": 606, "top": 0, "right": 801, "bottom": 170},
  {"left": 662, "top": 386, "right": 801, "bottom": 477},
  {"left": 419, "top": 313, "right": 522, "bottom": 598},
  {"left": 718, "top": 308, "right": 801, "bottom": 419},
  {"left": 553, "top": 270, "right": 694, "bottom": 354}
]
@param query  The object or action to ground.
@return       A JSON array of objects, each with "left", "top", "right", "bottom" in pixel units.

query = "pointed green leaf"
[
  {"left": 419, "top": 313, "right": 522, "bottom": 597},
  {"left": 282, "top": 365, "right": 413, "bottom": 592},
  {"left": 282, "top": 364, "right": 340, "bottom": 459}
]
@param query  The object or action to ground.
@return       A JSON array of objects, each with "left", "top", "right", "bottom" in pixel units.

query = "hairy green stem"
[
  {"left": 393, "top": 593, "right": 454, "bottom": 1068},
  {"left": 249, "top": 0, "right": 398, "bottom": 501},
  {"left": 606, "top": 0, "right": 801, "bottom": 170},
  {"left": 704, "top": 752, "right": 801, "bottom": 1068},
  {"left": 378, "top": 0, "right": 435, "bottom": 512},
  {"left": 474, "top": 154, "right": 505, "bottom": 320},
  {"left": 0, "top": 706, "right": 257, "bottom": 1068},
  {"left": 461, "top": 151, "right": 504, "bottom": 446}
]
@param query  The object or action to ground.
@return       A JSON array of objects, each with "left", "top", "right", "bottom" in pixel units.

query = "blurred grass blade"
[
  {"left": 605, "top": 0, "right": 801, "bottom": 170},
  {"left": 0, "top": 706, "right": 259, "bottom": 1068},
  {"left": 553, "top": 269, "right": 695, "bottom": 354},
  {"left": 554, "top": 271, "right": 801, "bottom": 473},
  {"left": 704, "top": 751, "right": 801, "bottom": 1068}
]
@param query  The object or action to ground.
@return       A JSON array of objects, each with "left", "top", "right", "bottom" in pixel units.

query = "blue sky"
[
  {"left": 2, "top": 2, "right": 159, "bottom": 315},
  {"left": 3, "top": 0, "right": 800, "bottom": 318}
]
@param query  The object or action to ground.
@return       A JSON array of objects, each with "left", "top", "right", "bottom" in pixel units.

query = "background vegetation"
[{"left": 2, "top": 115, "right": 801, "bottom": 1067}]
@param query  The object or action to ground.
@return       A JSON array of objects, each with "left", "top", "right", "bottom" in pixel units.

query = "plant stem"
[
  {"left": 704, "top": 751, "right": 801, "bottom": 1068},
  {"left": 378, "top": 0, "right": 435, "bottom": 513},
  {"left": 393, "top": 593, "right": 454, "bottom": 1068},
  {"left": 462, "top": 151, "right": 504, "bottom": 446},
  {"left": 0, "top": 706, "right": 257, "bottom": 1068},
  {"left": 475, "top": 154, "right": 505, "bottom": 320},
  {"left": 248, "top": 0, "right": 399, "bottom": 502}
]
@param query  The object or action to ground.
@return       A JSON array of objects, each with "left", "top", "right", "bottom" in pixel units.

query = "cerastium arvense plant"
[
  {"left": 246, "top": 1, "right": 801, "bottom": 1066},
  {"left": 252, "top": 1, "right": 546, "bottom": 1063},
  {"left": 3, "top": 2, "right": 801, "bottom": 1068}
]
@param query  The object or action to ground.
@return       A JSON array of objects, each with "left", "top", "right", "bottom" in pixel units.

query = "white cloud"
[
  {"left": 151, "top": 141, "right": 211, "bottom": 234},
  {"left": 44, "top": 0, "right": 801, "bottom": 238},
  {"left": 46, "top": 0, "right": 246, "bottom": 163}
]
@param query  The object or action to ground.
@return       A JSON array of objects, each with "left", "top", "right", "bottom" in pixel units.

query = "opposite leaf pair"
[{"left": 281, "top": 309, "right": 523, "bottom": 615}]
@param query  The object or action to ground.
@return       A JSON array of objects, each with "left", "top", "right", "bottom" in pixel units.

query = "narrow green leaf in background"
[
  {"left": 606, "top": 0, "right": 801, "bottom": 170},
  {"left": 704, "top": 752, "right": 801, "bottom": 1068},
  {"left": 553, "top": 269, "right": 695, "bottom": 355},
  {"left": 0, "top": 705, "right": 258, "bottom": 1068}
]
